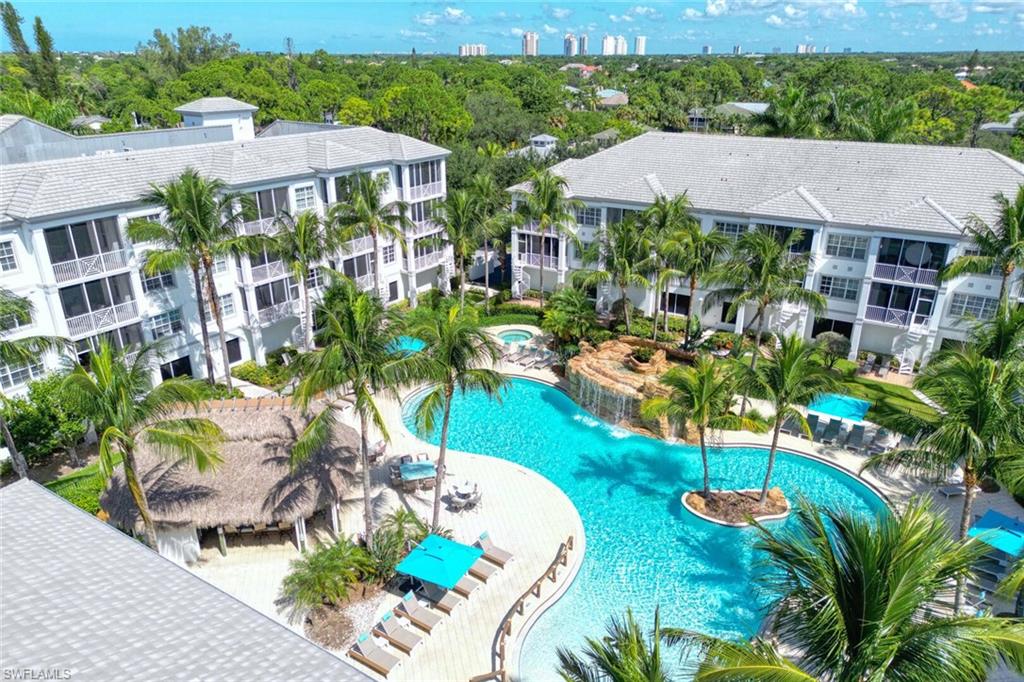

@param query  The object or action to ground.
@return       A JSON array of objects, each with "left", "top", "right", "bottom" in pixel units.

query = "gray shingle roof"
[
  {"left": 509, "top": 132, "right": 1024, "bottom": 236},
  {"left": 174, "top": 96, "right": 260, "bottom": 114},
  {"left": 0, "top": 480, "right": 370, "bottom": 682},
  {"left": 1, "top": 126, "right": 449, "bottom": 222}
]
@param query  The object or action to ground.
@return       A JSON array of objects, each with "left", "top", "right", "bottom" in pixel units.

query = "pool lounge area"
[{"left": 808, "top": 392, "right": 872, "bottom": 422}]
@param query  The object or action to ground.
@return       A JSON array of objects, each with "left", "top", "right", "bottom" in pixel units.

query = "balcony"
[
  {"left": 52, "top": 250, "right": 130, "bottom": 283},
  {"left": 252, "top": 299, "right": 299, "bottom": 326},
  {"left": 411, "top": 219, "right": 443, "bottom": 236},
  {"left": 520, "top": 221, "right": 558, "bottom": 236},
  {"left": 341, "top": 235, "right": 374, "bottom": 254},
  {"left": 521, "top": 253, "right": 560, "bottom": 269},
  {"left": 404, "top": 181, "right": 444, "bottom": 202},
  {"left": 353, "top": 273, "right": 375, "bottom": 291},
  {"left": 413, "top": 252, "right": 444, "bottom": 270},
  {"left": 865, "top": 305, "right": 930, "bottom": 327},
  {"left": 250, "top": 260, "right": 287, "bottom": 283},
  {"left": 65, "top": 300, "right": 139, "bottom": 338},
  {"left": 241, "top": 217, "right": 278, "bottom": 235},
  {"left": 872, "top": 263, "right": 939, "bottom": 287}
]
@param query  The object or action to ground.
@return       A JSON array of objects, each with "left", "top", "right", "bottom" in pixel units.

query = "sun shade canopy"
[
  {"left": 969, "top": 509, "right": 1024, "bottom": 558},
  {"left": 395, "top": 534, "right": 483, "bottom": 589}
]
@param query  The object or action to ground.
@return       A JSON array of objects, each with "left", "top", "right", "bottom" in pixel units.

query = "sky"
[{"left": 12, "top": 1, "right": 1024, "bottom": 55}]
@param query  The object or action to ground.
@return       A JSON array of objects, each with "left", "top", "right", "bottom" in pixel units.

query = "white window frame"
[
  {"left": 150, "top": 308, "right": 184, "bottom": 339},
  {"left": 306, "top": 268, "right": 325, "bottom": 290},
  {"left": 382, "top": 244, "right": 396, "bottom": 264},
  {"left": 140, "top": 269, "right": 175, "bottom": 293},
  {"left": 0, "top": 360, "right": 43, "bottom": 390},
  {"left": 0, "top": 240, "right": 18, "bottom": 272},
  {"left": 825, "top": 233, "right": 869, "bottom": 261},
  {"left": 205, "top": 293, "right": 236, "bottom": 322},
  {"left": 293, "top": 185, "right": 316, "bottom": 212},
  {"left": 819, "top": 275, "right": 860, "bottom": 301},
  {"left": 949, "top": 292, "right": 998, "bottom": 320},
  {"left": 713, "top": 221, "right": 746, "bottom": 241},
  {"left": 575, "top": 208, "right": 601, "bottom": 226}
]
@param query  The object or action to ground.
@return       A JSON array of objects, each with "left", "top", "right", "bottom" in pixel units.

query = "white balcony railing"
[
  {"left": 252, "top": 299, "right": 299, "bottom": 326},
  {"left": 341, "top": 235, "right": 374, "bottom": 254},
  {"left": 521, "top": 253, "right": 560, "bottom": 269},
  {"left": 354, "top": 273, "right": 375, "bottom": 291},
  {"left": 413, "top": 252, "right": 444, "bottom": 271},
  {"left": 52, "top": 250, "right": 130, "bottom": 283},
  {"left": 411, "top": 219, "right": 443, "bottom": 236},
  {"left": 65, "top": 300, "right": 139, "bottom": 338},
  {"left": 404, "top": 181, "right": 444, "bottom": 202},
  {"left": 872, "top": 263, "right": 939, "bottom": 287},
  {"left": 241, "top": 217, "right": 278, "bottom": 235},
  {"left": 520, "top": 221, "right": 558, "bottom": 236},
  {"left": 864, "top": 305, "right": 930, "bottom": 327},
  {"left": 250, "top": 260, "right": 287, "bottom": 283}
]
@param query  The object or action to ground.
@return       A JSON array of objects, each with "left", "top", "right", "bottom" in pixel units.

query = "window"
[
  {"left": 307, "top": 267, "right": 325, "bottom": 290},
  {"left": 0, "top": 309, "right": 30, "bottom": 331},
  {"left": 75, "top": 323, "right": 143, "bottom": 364},
  {"left": 819, "top": 275, "right": 860, "bottom": 301},
  {"left": 160, "top": 356, "right": 193, "bottom": 380},
  {"left": 205, "top": 294, "right": 236, "bottom": 321},
  {"left": 962, "top": 247, "right": 1001, "bottom": 276},
  {"left": 249, "top": 187, "right": 289, "bottom": 220},
  {"left": 949, "top": 293, "right": 999, "bottom": 320},
  {"left": 0, "top": 241, "right": 17, "bottom": 271},
  {"left": 408, "top": 160, "right": 441, "bottom": 187},
  {"left": 254, "top": 278, "right": 297, "bottom": 310},
  {"left": 341, "top": 254, "right": 374, "bottom": 279},
  {"left": 140, "top": 269, "right": 174, "bottom": 293},
  {"left": 0, "top": 360, "right": 43, "bottom": 390},
  {"left": 44, "top": 217, "right": 122, "bottom": 264},
  {"left": 575, "top": 208, "right": 601, "bottom": 226},
  {"left": 382, "top": 244, "right": 396, "bottom": 264},
  {"left": 212, "top": 257, "right": 229, "bottom": 274},
  {"left": 226, "top": 338, "right": 242, "bottom": 364},
  {"left": 150, "top": 309, "right": 184, "bottom": 339},
  {"left": 293, "top": 185, "right": 316, "bottom": 211},
  {"left": 58, "top": 274, "right": 134, "bottom": 319},
  {"left": 409, "top": 198, "right": 437, "bottom": 223},
  {"left": 660, "top": 292, "right": 691, "bottom": 316},
  {"left": 714, "top": 222, "right": 746, "bottom": 240},
  {"left": 825, "top": 233, "right": 869, "bottom": 260},
  {"left": 388, "top": 280, "right": 399, "bottom": 302}
]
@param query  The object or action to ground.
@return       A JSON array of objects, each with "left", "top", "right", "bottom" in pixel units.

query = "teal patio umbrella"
[{"left": 395, "top": 534, "right": 483, "bottom": 589}]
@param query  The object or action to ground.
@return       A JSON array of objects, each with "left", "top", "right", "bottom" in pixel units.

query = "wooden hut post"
[
  {"left": 294, "top": 516, "right": 308, "bottom": 552},
  {"left": 216, "top": 525, "right": 227, "bottom": 556}
]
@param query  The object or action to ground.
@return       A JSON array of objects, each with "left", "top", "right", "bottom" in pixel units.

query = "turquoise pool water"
[
  {"left": 402, "top": 378, "right": 887, "bottom": 680},
  {"left": 808, "top": 392, "right": 871, "bottom": 421},
  {"left": 389, "top": 336, "right": 426, "bottom": 355},
  {"left": 497, "top": 329, "right": 534, "bottom": 344}
]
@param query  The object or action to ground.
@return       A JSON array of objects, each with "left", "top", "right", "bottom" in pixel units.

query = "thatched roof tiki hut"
[{"left": 101, "top": 398, "right": 359, "bottom": 564}]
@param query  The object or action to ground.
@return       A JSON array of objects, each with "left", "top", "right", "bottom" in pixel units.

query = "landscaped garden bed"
[{"left": 682, "top": 488, "right": 790, "bottom": 526}]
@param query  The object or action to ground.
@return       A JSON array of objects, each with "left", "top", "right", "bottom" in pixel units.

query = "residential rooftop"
[
  {"left": 0, "top": 480, "right": 370, "bottom": 681},
  {"left": 509, "top": 132, "right": 1024, "bottom": 236},
  {"left": 174, "top": 96, "right": 260, "bottom": 114}
]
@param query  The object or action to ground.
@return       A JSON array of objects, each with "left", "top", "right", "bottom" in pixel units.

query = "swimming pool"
[
  {"left": 389, "top": 336, "right": 426, "bottom": 355},
  {"left": 403, "top": 378, "right": 886, "bottom": 679},
  {"left": 497, "top": 329, "right": 534, "bottom": 344},
  {"left": 808, "top": 392, "right": 871, "bottom": 422}
]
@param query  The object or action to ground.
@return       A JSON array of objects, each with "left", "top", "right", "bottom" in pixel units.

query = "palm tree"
[
  {"left": 753, "top": 85, "right": 822, "bottom": 138},
  {"left": 853, "top": 96, "right": 917, "bottom": 143},
  {"left": 516, "top": 169, "right": 583, "bottom": 307},
  {"left": 268, "top": 210, "right": 339, "bottom": 351},
  {"left": 640, "top": 195, "right": 696, "bottom": 341},
  {"left": 966, "top": 302, "right": 1024, "bottom": 363},
  {"left": 576, "top": 216, "right": 651, "bottom": 335},
  {"left": 863, "top": 347, "right": 1024, "bottom": 611},
  {"left": 706, "top": 227, "right": 826, "bottom": 414},
  {"left": 411, "top": 305, "right": 505, "bottom": 527},
  {"left": 60, "top": 341, "right": 224, "bottom": 547},
  {"left": 290, "top": 279, "right": 415, "bottom": 549},
  {"left": 542, "top": 286, "right": 597, "bottom": 344},
  {"left": 0, "top": 287, "right": 66, "bottom": 478},
  {"left": 130, "top": 169, "right": 255, "bottom": 390},
  {"left": 432, "top": 190, "right": 479, "bottom": 308},
  {"left": 662, "top": 217, "right": 731, "bottom": 346},
  {"left": 556, "top": 608, "right": 672, "bottom": 682},
  {"left": 641, "top": 355, "right": 759, "bottom": 498},
  {"left": 669, "top": 498, "right": 1024, "bottom": 682},
  {"left": 280, "top": 538, "right": 371, "bottom": 614},
  {"left": 331, "top": 171, "right": 413, "bottom": 298},
  {"left": 475, "top": 142, "right": 505, "bottom": 159},
  {"left": 939, "top": 185, "right": 1024, "bottom": 317},
  {"left": 469, "top": 173, "right": 511, "bottom": 314},
  {"left": 738, "top": 335, "right": 837, "bottom": 505}
]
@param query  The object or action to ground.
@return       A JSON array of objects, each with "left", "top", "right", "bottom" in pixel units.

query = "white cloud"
[
  {"left": 931, "top": 1, "right": 967, "bottom": 22},
  {"left": 784, "top": 4, "right": 807, "bottom": 17},
  {"left": 973, "top": 21, "right": 1001, "bottom": 34},
  {"left": 766, "top": 13, "right": 785, "bottom": 25},
  {"left": 631, "top": 5, "right": 663, "bottom": 18},
  {"left": 399, "top": 29, "right": 436, "bottom": 43},
  {"left": 682, "top": 7, "right": 705, "bottom": 18},
  {"left": 413, "top": 11, "right": 439, "bottom": 26},
  {"left": 542, "top": 24, "right": 559, "bottom": 34},
  {"left": 609, "top": 14, "right": 634, "bottom": 22},
  {"left": 973, "top": 1, "right": 1019, "bottom": 13},
  {"left": 414, "top": 7, "right": 470, "bottom": 26},
  {"left": 548, "top": 7, "right": 572, "bottom": 20},
  {"left": 706, "top": 0, "right": 729, "bottom": 17}
]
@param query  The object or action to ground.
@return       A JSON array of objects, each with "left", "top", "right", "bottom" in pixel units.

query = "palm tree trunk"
[
  {"left": 699, "top": 427, "right": 710, "bottom": 498},
  {"left": 651, "top": 278, "right": 661, "bottom": 342},
  {"left": 459, "top": 259, "right": 466, "bottom": 308},
  {"left": 359, "top": 410, "right": 374, "bottom": 551},
  {"left": 192, "top": 267, "right": 216, "bottom": 385},
  {"left": 483, "top": 241, "right": 491, "bottom": 314},
  {"left": 1, "top": 413, "right": 28, "bottom": 479},
  {"left": 123, "top": 447, "right": 158, "bottom": 547},
  {"left": 999, "top": 266, "right": 1013, "bottom": 320},
  {"left": 622, "top": 285, "right": 631, "bottom": 334},
  {"left": 302, "top": 274, "right": 313, "bottom": 351},
  {"left": 954, "top": 465, "right": 979, "bottom": 613},
  {"left": 759, "top": 418, "right": 783, "bottom": 506},
  {"left": 683, "top": 275, "right": 697, "bottom": 348},
  {"left": 740, "top": 308, "right": 766, "bottom": 418},
  {"left": 537, "top": 243, "right": 546, "bottom": 308},
  {"left": 371, "top": 229, "right": 381, "bottom": 297},
  {"left": 431, "top": 387, "right": 454, "bottom": 528},
  {"left": 203, "top": 260, "right": 233, "bottom": 391}
]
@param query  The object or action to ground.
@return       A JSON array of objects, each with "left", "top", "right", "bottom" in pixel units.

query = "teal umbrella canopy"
[{"left": 395, "top": 534, "right": 484, "bottom": 589}]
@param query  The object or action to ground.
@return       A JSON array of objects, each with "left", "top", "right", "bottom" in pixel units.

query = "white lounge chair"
[
  {"left": 469, "top": 556, "right": 500, "bottom": 581},
  {"left": 373, "top": 611, "right": 421, "bottom": 654},
  {"left": 395, "top": 591, "right": 442, "bottom": 632},
  {"left": 474, "top": 532, "right": 513, "bottom": 567},
  {"left": 349, "top": 632, "right": 400, "bottom": 677},
  {"left": 937, "top": 484, "right": 982, "bottom": 498}
]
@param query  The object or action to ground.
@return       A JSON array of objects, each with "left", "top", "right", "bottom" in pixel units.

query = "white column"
[
  {"left": 847, "top": 320, "right": 864, "bottom": 360},
  {"left": 733, "top": 305, "right": 746, "bottom": 334},
  {"left": 557, "top": 235, "right": 567, "bottom": 285},
  {"left": 330, "top": 503, "right": 340, "bottom": 536},
  {"left": 294, "top": 516, "right": 308, "bottom": 552}
]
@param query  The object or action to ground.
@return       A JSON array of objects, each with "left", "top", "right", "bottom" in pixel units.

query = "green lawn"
[{"left": 44, "top": 456, "right": 118, "bottom": 515}]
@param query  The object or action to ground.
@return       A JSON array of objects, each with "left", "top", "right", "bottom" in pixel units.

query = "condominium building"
[
  {"left": 578, "top": 34, "right": 589, "bottom": 55},
  {"left": 563, "top": 33, "right": 578, "bottom": 57},
  {"left": 522, "top": 32, "right": 539, "bottom": 56},
  {"left": 508, "top": 133, "right": 1024, "bottom": 369},
  {"left": 702, "top": 45, "right": 713, "bottom": 55},
  {"left": 614, "top": 35, "right": 628, "bottom": 56},
  {"left": 733, "top": 45, "right": 742, "bottom": 55},
  {"left": 601, "top": 34, "right": 616, "bottom": 56},
  {"left": 634, "top": 36, "right": 647, "bottom": 56},
  {"left": 0, "top": 97, "right": 452, "bottom": 394},
  {"left": 458, "top": 43, "right": 487, "bottom": 56}
]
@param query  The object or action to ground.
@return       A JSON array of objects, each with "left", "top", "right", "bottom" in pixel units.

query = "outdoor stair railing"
[{"left": 469, "top": 535, "right": 576, "bottom": 682}]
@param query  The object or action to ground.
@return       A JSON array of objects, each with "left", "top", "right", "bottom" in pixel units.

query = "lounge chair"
[
  {"left": 818, "top": 418, "right": 842, "bottom": 445},
  {"left": 508, "top": 347, "right": 533, "bottom": 364},
  {"left": 469, "top": 556, "right": 500, "bottom": 582},
  {"left": 865, "top": 428, "right": 892, "bottom": 455},
  {"left": 877, "top": 365, "right": 890, "bottom": 379},
  {"left": 420, "top": 583, "right": 463, "bottom": 614},
  {"left": 395, "top": 592, "right": 442, "bottom": 632},
  {"left": 502, "top": 342, "right": 521, "bottom": 360},
  {"left": 474, "top": 532, "right": 513, "bottom": 567},
  {"left": 348, "top": 632, "right": 400, "bottom": 677},
  {"left": 844, "top": 424, "right": 865, "bottom": 452},
  {"left": 373, "top": 611, "right": 421, "bottom": 654},
  {"left": 937, "top": 484, "right": 982, "bottom": 498},
  {"left": 799, "top": 413, "right": 819, "bottom": 440},
  {"left": 453, "top": 575, "right": 481, "bottom": 598},
  {"left": 780, "top": 416, "right": 801, "bottom": 436}
]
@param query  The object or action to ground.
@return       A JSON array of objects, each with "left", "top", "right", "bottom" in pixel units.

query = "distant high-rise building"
[
  {"left": 823, "top": 45, "right": 830, "bottom": 54},
  {"left": 733, "top": 45, "right": 742, "bottom": 55},
  {"left": 522, "top": 31, "right": 539, "bottom": 56},
  {"left": 564, "top": 33, "right": 578, "bottom": 57},
  {"left": 602, "top": 34, "right": 616, "bottom": 56},
  {"left": 796, "top": 44, "right": 809, "bottom": 54},
  {"left": 702, "top": 45, "right": 713, "bottom": 55},
  {"left": 772, "top": 47, "right": 781, "bottom": 54},
  {"left": 634, "top": 35, "right": 647, "bottom": 56},
  {"left": 615, "top": 35, "right": 628, "bottom": 56},
  {"left": 843, "top": 47, "right": 852, "bottom": 54},
  {"left": 458, "top": 43, "right": 487, "bottom": 57},
  {"left": 579, "top": 34, "right": 589, "bottom": 55}
]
